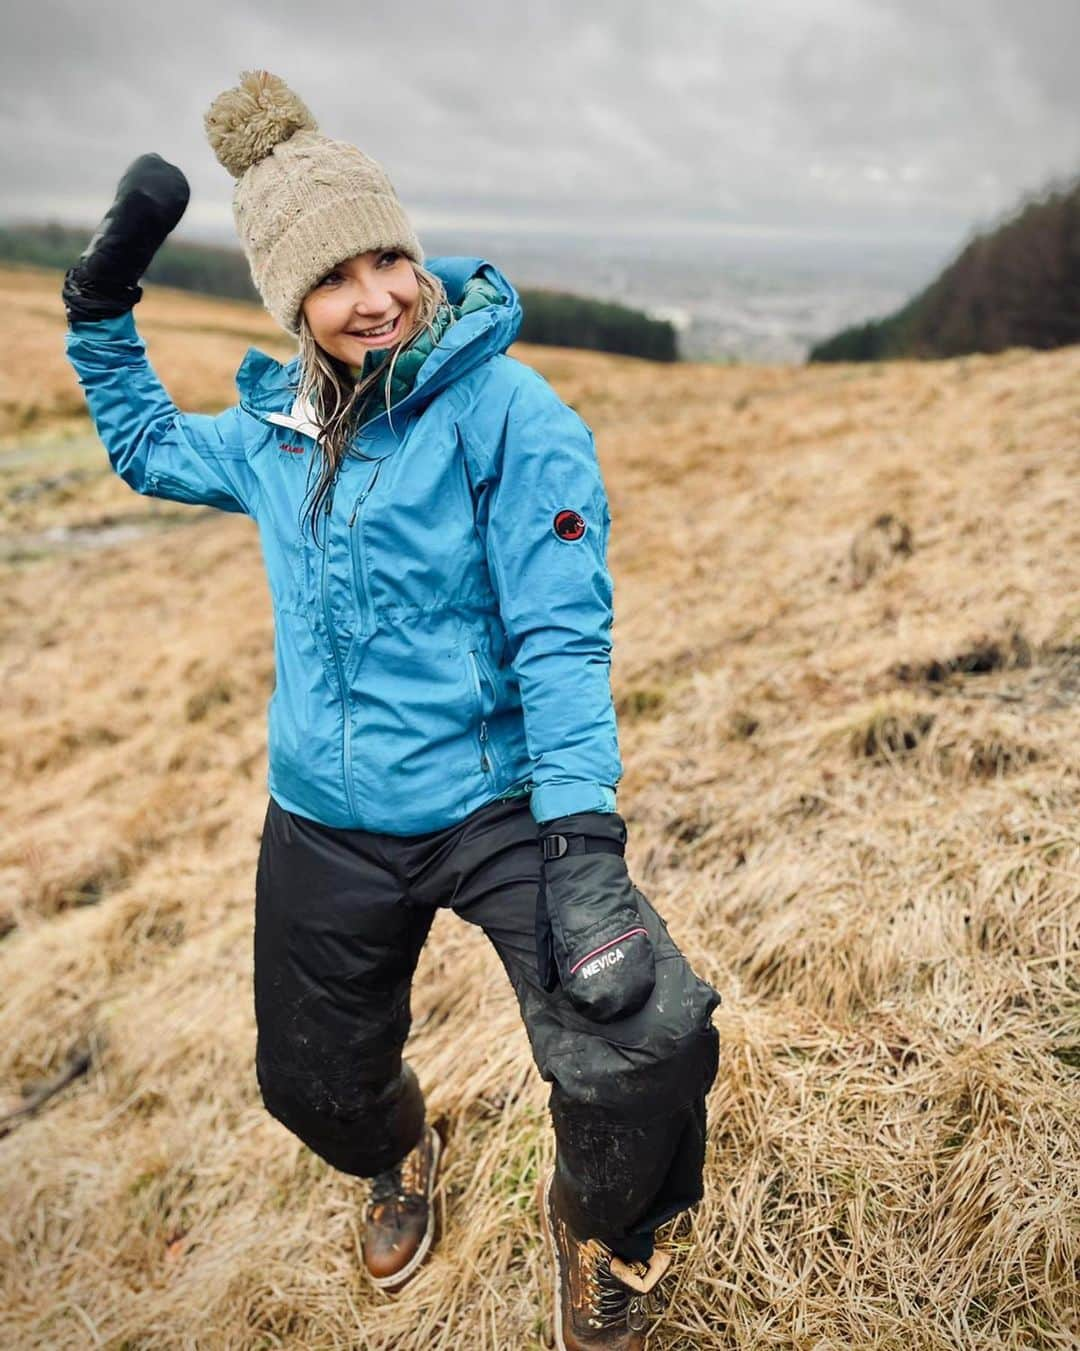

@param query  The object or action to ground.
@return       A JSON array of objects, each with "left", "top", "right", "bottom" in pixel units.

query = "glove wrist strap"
[{"left": 541, "top": 834, "right": 624, "bottom": 862}]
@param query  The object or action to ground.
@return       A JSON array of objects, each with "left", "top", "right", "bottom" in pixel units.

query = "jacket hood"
[{"left": 235, "top": 257, "right": 522, "bottom": 433}]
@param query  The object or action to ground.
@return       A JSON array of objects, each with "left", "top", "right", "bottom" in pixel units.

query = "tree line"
[
  {"left": 810, "top": 174, "right": 1080, "bottom": 362},
  {"left": 0, "top": 222, "right": 677, "bottom": 363}
]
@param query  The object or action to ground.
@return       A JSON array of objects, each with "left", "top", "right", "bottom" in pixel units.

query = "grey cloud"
[{"left": 1, "top": 0, "right": 1076, "bottom": 250}]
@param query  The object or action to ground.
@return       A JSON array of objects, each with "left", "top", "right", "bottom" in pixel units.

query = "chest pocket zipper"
[
  {"left": 348, "top": 461, "right": 384, "bottom": 637},
  {"left": 466, "top": 649, "right": 501, "bottom": 776},
  {"left": 348, "top": 460, "right": 383, "bottom": 527}
]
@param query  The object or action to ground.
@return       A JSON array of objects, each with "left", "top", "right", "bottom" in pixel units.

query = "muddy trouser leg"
[
  {"left": 253, "top": 798, "right": 436, "bottom": 1177},
  {"left": 402, "top": 796, "right": 723, "bottom": 1264}
]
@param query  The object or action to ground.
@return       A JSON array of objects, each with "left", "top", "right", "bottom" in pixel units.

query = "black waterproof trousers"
[{"left": 253, "top": 793, "right": 721, "bottom": 1262}]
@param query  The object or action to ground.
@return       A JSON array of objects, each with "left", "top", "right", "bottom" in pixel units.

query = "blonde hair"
[{"left": 296, "top": 260, "right": 450, "bottom": 543}]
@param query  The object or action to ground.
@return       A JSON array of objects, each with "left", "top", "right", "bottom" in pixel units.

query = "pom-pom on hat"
[{"left": 204, "top": 70, "right": 424, "bottom": 334}]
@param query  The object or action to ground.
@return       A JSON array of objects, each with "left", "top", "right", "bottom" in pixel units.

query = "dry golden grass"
[
  {"left": 0, "top": 266, "right": 1078, "bottom": 1349},
  {"left": 0, "top": 264, "right": 294, "bottom": 440}
]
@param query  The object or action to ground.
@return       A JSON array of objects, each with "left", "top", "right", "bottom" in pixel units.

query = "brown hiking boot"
[
  {"left": 362, "top": 1121, "right": 442, "bottom": 1291},
  {"left": 537, "top": 1168, "right": 671, "bottom": 1349}
]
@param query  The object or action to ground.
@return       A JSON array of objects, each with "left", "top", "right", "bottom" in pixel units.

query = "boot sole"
[
  {"left": 367, "top": 1122, "right": 443, "bottom": 1292},
  {"left": 536, "top": 1168, "right": 569, "bottom": 1351}
]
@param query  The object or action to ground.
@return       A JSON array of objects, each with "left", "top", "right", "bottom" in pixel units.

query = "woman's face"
[{"left": 301, "top": 249, "right": 420, "bottom": 363}]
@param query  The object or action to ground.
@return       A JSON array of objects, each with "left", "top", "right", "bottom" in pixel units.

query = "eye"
[
  {"left": 318, "top": 270, "right": 342, "bottom": 287},
  {"left": 378, "top": 250, "right": 401, "bottom": 266}
]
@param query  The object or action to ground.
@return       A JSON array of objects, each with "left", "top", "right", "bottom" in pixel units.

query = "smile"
[{"left": 346, "top": 314, "right": 401, "bottom": 340}]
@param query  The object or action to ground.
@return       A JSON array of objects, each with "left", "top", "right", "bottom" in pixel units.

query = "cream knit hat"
[{"left": 204, "top": 70, "right": 424, "bottom": 334}]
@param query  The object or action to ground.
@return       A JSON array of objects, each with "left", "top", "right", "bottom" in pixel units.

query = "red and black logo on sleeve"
[{"left": 552, "top": 509, "right": 587, "bottom": 542}]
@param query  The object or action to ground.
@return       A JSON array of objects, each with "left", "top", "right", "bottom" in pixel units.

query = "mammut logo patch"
[
  {"left": 553, "top": 509, "right": 587, "bottom": 541},
  {"left": 279, "top": 443, "right": 305, "bottom": 455},
  {"left": 581, "top": 947, "right": 624, "bottom": 979}
]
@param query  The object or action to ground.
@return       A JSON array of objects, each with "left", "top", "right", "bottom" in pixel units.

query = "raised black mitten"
[{"left": 62, "top": 153, "right": 190, "bottom": 323}]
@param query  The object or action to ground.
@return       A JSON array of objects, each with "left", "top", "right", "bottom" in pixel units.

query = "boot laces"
[
  {"left": 583, "top": 1243, "right": 668, "bottom": 1332},
  {"left": 368, "top": 1134, "right": 427, "bottom": 1215}
]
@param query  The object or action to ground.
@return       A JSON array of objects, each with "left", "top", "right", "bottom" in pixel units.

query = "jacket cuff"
[
  {"left": 530, "top": 781, "right": 617, "bottom": 825},
  {"left": 67, "top": 310, "right": 139, "bottom": 340}
]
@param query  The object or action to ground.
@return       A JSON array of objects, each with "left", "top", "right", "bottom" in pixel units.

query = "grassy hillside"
[
  {"left": 1, "top": 267, "right": 1078, "bottom": 1348},
  {"left": 810, "top": 175, "right": 1080, "bottom": 362},
  {"left": 0, "top": 265, "right": 295, "bottom": 442}
]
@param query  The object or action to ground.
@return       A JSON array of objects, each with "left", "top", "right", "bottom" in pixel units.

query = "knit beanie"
[{"left": 204, "top": 70, "right": 424, "bottom": 335}]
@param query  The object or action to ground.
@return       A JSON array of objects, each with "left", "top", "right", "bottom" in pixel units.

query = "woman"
[{"left": 62, "top": 70, "right": 721, "bottom": 1350}]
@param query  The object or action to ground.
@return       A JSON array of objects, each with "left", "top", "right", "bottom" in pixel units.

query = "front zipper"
[
  {"left": 466, "top": 649, "right": 502, "bottom": 777},
  {"left": 348, "top": 461, "right": 383, "bottom": 637}
]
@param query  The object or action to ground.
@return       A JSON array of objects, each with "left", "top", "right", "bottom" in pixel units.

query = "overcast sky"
[{"left": 3, "top": 0, "right": 1078, "bottom": 256}]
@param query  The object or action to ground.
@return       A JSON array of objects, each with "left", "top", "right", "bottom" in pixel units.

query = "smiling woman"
[
  {"left": 61, "top": 66, "right": 722, "bottom": 1349},
  {"left": 295, "top": 248, "right": 448, "bottom": 535}
]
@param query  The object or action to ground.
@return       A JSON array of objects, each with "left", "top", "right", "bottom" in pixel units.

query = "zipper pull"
[
  {"left": 348, "top": 463, "right": 383, "bottom": 527},
  {"left": 348, "top": 485, "right": 373, "bottom": 528},
  {"left": 479, "top": 722, "right": 491, "bottom": 772}
]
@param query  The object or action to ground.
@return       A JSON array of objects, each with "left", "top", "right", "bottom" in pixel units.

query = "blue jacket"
[{"left": 66, "top": 257, "right": 623, "bottom": 834}]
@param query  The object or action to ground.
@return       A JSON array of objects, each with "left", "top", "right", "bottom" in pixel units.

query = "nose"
[{"left": 350, "top": 278, "right": 394, "bottom": 319}]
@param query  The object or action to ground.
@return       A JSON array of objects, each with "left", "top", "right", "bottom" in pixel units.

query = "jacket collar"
[{"left": 235, "top": 257, "right": 522, "bottom": 436}]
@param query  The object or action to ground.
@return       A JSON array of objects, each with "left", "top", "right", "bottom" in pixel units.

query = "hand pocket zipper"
[{"left": 466, "top": 649, "right": 501, "bottom": 776}]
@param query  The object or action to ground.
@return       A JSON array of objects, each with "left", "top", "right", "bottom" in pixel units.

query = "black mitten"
[
  {"left": 535, "top": 811, "right": 656, "bottom": 1022},
  {"left": 62, "top": 153, "right": 190, "bottom": 323}
]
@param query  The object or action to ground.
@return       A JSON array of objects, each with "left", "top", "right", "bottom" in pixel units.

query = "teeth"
[{"left": 353, "top": 318, "right": 396, "bottom": 337}]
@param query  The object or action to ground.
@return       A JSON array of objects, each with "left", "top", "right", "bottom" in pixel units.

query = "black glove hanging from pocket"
[{"left": 535, "top": 811, "right": 656, "bottom": 1023}]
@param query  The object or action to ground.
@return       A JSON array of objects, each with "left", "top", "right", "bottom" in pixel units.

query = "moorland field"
[{"left": 1, "top": 264, "right": 1078, "bottom": 1348}]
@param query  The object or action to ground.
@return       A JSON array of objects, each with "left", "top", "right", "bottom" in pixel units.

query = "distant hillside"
[
  {"left": 0, "top": 221, "right": 260, "bottom": 304},
  {"left": 0, "top": 222, "right": 676, "bottom": 362},
  {"left": 810, "top": 175, "right": 1080, "bottom": 362}
]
